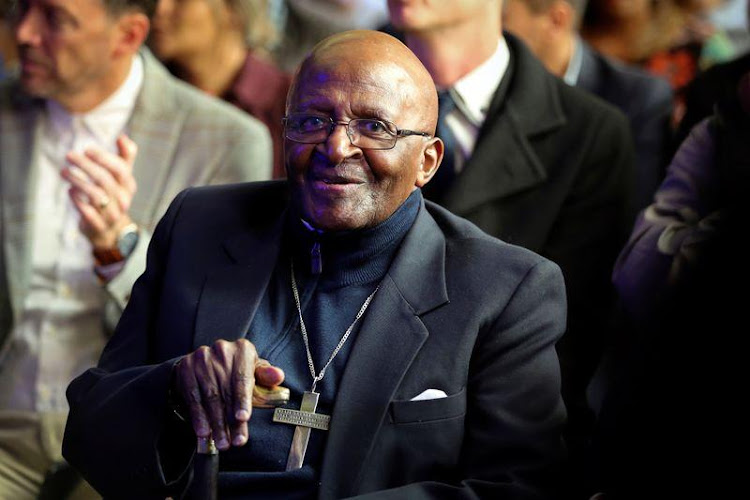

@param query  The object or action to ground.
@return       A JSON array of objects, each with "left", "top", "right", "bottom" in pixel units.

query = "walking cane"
[{"left": 185, "top": 385, "right": 290, "bottom": 499}]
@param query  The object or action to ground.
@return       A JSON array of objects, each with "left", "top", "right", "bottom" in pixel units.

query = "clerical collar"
[{"left": 288, "top": 189, "right": 422, "bottom": 286}]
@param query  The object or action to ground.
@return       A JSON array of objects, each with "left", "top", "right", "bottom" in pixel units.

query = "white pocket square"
[{"left": 410, "top": 389, "right": 448, "bottom": 401}]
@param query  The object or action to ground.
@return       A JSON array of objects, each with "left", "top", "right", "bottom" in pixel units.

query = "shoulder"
[
  {"left": 138, "top": 49, "right": 270, "bottom": 139},
  {"left": 425, "top": 201, "right": 561, "bottom": 279},
  {"left": 584, "top": 46, "right": 673, "bottom": 109},
  {"left": 162, "top": 181, "right": 288, "bottom": 236},
  {"left": 178, "top": 180, "right": 288, "bottom": 215},
  {"left": 505, "top": 34, "right": 629, "bottom": 133}
]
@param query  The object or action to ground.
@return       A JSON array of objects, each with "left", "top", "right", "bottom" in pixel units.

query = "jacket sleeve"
[
  {"left": 64, "top": 189, "right": 196, "bottom": 500},
  {"left": 612, "top": 118, "right": 720, "bottom": 323}
]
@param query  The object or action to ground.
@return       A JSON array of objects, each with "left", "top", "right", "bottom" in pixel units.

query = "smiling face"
[{"left": 284, "top": 30, "right": 442, "bottom": 232}]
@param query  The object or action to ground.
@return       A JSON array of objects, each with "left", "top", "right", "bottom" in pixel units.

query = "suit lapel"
[
  {"left": 0, "top": 88, "right": 43, "bottom": 321},
  {"left": 319, "top": 202, "right": 449, "bottom": 499},
  {"left": 127, "top": 49, "right": 187, "bottom": 226},
  {"left": 443, "top": 34, "right": 567, "bottom": 215},
  {"left": 193, "top": 214, "right": 285, "bottom": 349}
]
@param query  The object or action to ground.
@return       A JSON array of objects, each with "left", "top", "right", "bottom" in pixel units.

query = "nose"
[
  {"left": 15, "top": 6, "right": 42, "bottom": 47},
  {"left": 323, "top": 122, "right": 360, "bottom": 164}
]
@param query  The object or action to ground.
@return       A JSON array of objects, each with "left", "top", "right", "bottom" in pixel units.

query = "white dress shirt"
[
  {"left": 443, "top": 38, "right": 510, "bottom": 173},
  {"left": 0, "top": 56, "right": 143, "bottom": 413}
]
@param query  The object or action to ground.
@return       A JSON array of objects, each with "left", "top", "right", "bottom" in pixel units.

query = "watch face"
[{"left": 117, "top": 229, "right": 139, "bottom": 258}]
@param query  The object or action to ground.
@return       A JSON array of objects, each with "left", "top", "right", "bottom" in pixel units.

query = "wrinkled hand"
[
  {"left": 174, "top": 339, "right": 287, "bottom": 450},
  {"left": 61, "top": 134, "right": 138, "bottom": 249}
]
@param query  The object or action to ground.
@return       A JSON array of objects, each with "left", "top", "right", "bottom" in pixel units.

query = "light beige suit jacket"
[{"left": 0, "top": 49, "right": 273, "bottom": 365}]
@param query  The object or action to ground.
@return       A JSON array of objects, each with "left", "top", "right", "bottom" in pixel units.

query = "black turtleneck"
[{"left": 217, "top": 189, "right": 422, "bottom": 499}]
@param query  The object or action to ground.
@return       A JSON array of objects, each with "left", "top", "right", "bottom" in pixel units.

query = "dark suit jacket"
[
  {"left": 437, "top": 34, "right": 635, "bottom": 455},
  {"left": 577, "top": 41, "right": 674, "bottom": 212},
  {"left": 63, "top": 182, "right": 568, "bottom": 499}
]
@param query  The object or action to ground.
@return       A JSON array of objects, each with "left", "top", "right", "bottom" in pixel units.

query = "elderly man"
[
  {"left": 0, "top": 0, "right": 271, "bottom": 497},
  {"left": 63, "top": 30, "right": 568, "bottom": 499}
]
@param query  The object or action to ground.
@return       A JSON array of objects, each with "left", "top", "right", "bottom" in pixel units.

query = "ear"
[
  {"left": 549, "top": 0, "right": 575, "bottom": 33},
  {"left": 415, "top": 137, "right": 444, "bottom": 188},
  {"left": 112, "top": 12, "right": 150, "bottom": 59}
]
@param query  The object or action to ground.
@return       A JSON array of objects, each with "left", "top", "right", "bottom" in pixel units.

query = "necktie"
[{"left": 423, "top": 89, "right": 457, "bottom": 202}]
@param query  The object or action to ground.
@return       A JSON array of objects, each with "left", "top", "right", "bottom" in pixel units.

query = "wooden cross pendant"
[{"left": 272, "top": 391, "right": 331, "bottom": 470}]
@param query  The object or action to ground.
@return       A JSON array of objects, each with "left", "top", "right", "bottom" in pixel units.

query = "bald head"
[{"left": 289, "top": 30, "right": 439, "bottom": 133}]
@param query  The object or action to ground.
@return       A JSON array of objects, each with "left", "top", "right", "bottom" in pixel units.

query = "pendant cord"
[{"left": 291, "top": 260, "right": 379, "bottom": 393}]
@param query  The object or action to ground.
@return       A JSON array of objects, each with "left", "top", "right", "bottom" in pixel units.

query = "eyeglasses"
[{"left": 283, "top": 113, "right": 432, "bottom": 150}]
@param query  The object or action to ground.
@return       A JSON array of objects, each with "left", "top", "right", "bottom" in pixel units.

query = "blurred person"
[
  {"left": 674, "top": 0, "right": 750, "bottom": 150},
  {"left": 271, "top": 0, "right": 389, "bottom": 73},
  {"left": 388, "top": 0, "right": 635, "bottom": 496},
  {"left": 0, "top": 0, "right": 271, "bottom": 498},
  {"left": 592, "top": 68, "right": 750, "bottom": 500},
  {"left": 63, "top": 30, "right": 569, "bottom": 499},
  {"left": 583, "top": 0, "right": 734, "bottom": 126},
  {"left": 0, "top": 4, "right": 17, "bottom": 80},
  {"left": 149, "top": 0, "right": 291, "bottom": 178},
  {"left": 504, "top": 0, "right": 673, "bottom": 212}
]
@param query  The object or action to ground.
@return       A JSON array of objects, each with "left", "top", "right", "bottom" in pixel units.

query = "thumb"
[
  {"left": 117, "top": 134, "right": 138, "bottom": 165},
  {"left": 254, "top": 361, "right": 285, "bottom": 388}
]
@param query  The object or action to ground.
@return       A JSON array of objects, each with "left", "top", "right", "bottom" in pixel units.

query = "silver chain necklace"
[
  {"left": 272, "top": 260, "right": 381, "bottom": 471},
  {"left": 290, "top": 260, "right": 379, "bottom": 393}
]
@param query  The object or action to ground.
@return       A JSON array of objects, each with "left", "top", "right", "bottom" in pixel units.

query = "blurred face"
[
  {"left": 503, "top": 0, "right": 549, "bottom": 55},
  {"left": 13, "top": 0, "right": 124, "bottom": 104},
  {"left": 150, "top": 0, "right": 225, "bottom": 62},
  {"left": 388, "top": 0, "right": 491, "bottom": 32},
  {"left": 606, "top": 0, "right": 650, "bottom": 19},
  {"left": 285, "top": 57, "right": 433, "bottom": 231}
]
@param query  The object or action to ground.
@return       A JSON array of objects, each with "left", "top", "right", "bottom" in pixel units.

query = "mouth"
[
  {"left": 319, "top": 177, "right": 362, "bottom": 185},
  {"left": 19, "top": 53, "right": 48, "bottom": 75},
  {"left": 309, "top": 174, "right": 366, "bottom": 193}
]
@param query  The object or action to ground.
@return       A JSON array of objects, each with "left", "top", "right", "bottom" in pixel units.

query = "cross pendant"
[{"left": 272, "top": 391, "right": 331, "bottom": 470}]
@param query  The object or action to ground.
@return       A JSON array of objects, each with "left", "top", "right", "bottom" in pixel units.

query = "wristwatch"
[{"left": 93, "top": 223, "right": 140, "bottom": 265}]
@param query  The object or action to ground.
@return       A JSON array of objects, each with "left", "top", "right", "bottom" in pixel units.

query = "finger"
[
  {"left": 233, "top": 340, "right": 257, "bottom": 422},
  {"left": 69, "top": 188, "right": 108, "bottom": 234},
  {"left": 195, "top": 346, "right": 231, "bottom": 450},
  {"left": 211, "top": 340, "right": 246, "bottom": 448},
  {"left": 225, "top": 340, "right": 255, "bottom": 447},
  {"left": 84, "top": 147, "right": 137, "bottom": 200},
  {"left": 117, "top": 133, "right": 138, "bottom": 168},
  {"left": 175, "top": 355, "right": 212, "bottom": 438},
  {"left": 69, "top": 150, "right": 130, "bottom": 214},
  {"left": 255, "top": 360, "right": 285, "bottom": 388},
  {"left": 62, "top": 162, "right": 120, "bottom": 222}
]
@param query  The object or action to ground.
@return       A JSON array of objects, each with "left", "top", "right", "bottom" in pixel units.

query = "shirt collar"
[
  {"left": 563, "top": 35, "right": 584, "bottom": 86},
  {"left": 450, "top": 38, "right": 510, "bottom": 126},
  {"left": 46, "top": 55, "right": 144, "bottom": 145}
]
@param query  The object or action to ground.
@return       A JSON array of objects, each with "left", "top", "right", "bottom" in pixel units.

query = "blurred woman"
[{"left": 149, "top": 0, "right": 290, "bottom": 178}]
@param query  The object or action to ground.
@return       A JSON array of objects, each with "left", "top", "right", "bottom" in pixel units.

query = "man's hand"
[
  {"left": 174, "top": 339, "right": 286, "bottom": 451},
  {"left": 61, "top": 134, "right": 138, "bottom": 249}
]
